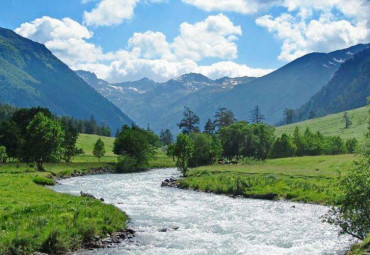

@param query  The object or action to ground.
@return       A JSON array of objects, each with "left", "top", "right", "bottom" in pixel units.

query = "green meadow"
[
  {"left": 276, "top": 107, "right": 368, "bottom": 140},
  {"left": 0, "top": 133, "right": 175, "bottom": 254}
]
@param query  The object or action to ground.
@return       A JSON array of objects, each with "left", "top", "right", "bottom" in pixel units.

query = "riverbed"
[{"left": 52, "top": 168, "right": 355, "bottom": 255}]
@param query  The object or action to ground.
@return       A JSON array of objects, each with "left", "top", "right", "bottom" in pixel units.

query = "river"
[{"left": 52, "top": 168, "right": 355, "bottom": 255}]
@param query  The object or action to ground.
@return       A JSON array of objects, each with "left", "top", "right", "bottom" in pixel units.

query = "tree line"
[
  {"left": 0, "top": 107, "right": 83, "bottom": 169},
  {"left": 167, "top": 106, "right": 360, "bottom": 176},
  {"left": 0, "top": 103, "right": 112, "bottom": 137}
]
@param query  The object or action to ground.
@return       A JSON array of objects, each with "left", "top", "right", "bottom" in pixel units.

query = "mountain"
[
  {"left": 78, "top": 44, "right": 369, "bottom": 133},
  {"left": 205, "top": 44, "right": 370, "bottom": 127},
  {"left": 77, "top": 71, "right": 254, "bottom": 132},
  {"left": 0, "top": 27, "right": 132, "bottom": 131},
  {"left": 295, "top": 48, "right": 370, "bottom": 120}
]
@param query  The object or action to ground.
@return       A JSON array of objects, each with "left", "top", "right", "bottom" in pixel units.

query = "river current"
[{"left": 52, "top": 168, "right": 355, "bottom": 255}]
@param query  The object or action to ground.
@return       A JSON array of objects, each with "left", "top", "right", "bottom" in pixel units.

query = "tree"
[
  {"left": 177, "top": 107, "right": 200, "bottom": 134},
  {"left": 0, "top": 121, "right": 21, "bottom": 159},
  {"left": 188, "top": 133, "right": 222, "bottom": 167},
  {"left": 250, "top": 105, "right": 265, "bottom": 124},
  {"left": 93, "top": 138, "right": 106, "bottom": 162},
  {"left": 271, "top": 134, "right": 297, "bottom": 158},
  {"left": 203, "top": 119, "right": 216, "bottom": 134},
  {"left": 345, "top": 138, "right": 358, "bottom": 153},
  {"left": 114, "top": 125, "right": 156, "bottom": 168},
  {"left": 284, "top": 108, "right": 295, "bottom": 124},
  {"left": 343, "top": 112, "right": 352, "bottom": 129},
  {"left": 159, "top": 129, "right": 173, "bottom": 146},
  {"left": 0, "top": 146, "right": 7, "bottom": 163},
  {"left": 308, "top": 110, "right": 316, "bottom": 119},
  {"left": 63, "top": 125, "right": 82, "bottom": 162},
  {"left": 22, "top": 113, "right": 64, "bottom": 170},
  {"left": 326, "top": 156, "right": 370, "bottom": 240},
  {"left": 214, "top": 107, "right": 237, "bottom": 131},
  {"left": 170, "top": 134, "right": 194, "bottom": 176}
]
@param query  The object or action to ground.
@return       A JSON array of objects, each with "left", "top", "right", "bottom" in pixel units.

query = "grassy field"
[
  {"left": 179, "top": 154, "right": 355, "bottom": 205},
  {"left": 275, "top": 107, "right": 368, "bottom": 140},
  {"left": 0, "top": 134, "right": 175, "bottom": 254}
]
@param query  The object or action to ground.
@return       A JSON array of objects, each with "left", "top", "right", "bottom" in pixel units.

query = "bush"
[
  {"left": 346, "top": 138, "right": 358, "bottom": 153},
  {"left": 33, "top": 176, "right": 55, "bottom": 186},
  {"left": 40, "top": 229, "right": 68, "bottom": 254},
  {"left": 115, "top": 155, "right": 140, "bottom": 173},
  {"left": 271, "top": 134, "right": 296, "bottom": 158}
]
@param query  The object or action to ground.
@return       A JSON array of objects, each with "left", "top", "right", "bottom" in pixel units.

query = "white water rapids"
[{"left": 52, "top": 168, "right": 355, "bottom": 255}]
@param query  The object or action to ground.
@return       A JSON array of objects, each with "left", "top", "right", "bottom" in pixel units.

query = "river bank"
[{"left": 53, "top": 167, "right": 355, "bottom": 255}]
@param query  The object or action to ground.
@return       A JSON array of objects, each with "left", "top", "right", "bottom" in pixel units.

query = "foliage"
[
  {"left": 113, "top": 125, "right": 156, "bottom": 169},
  {"left": 250, "top": 105, "right": 265, "bottom": 124},
  {"left": 115, "top": 155, "right": 139, "bottom": 173},
  {"left": 159, "top": 129, "right": 173, "bottom": 146},
  {"left": 169, "top": 134, "right": 194, "bottom": 176},
  {"left": 203, "top": 119, "right": 216, "bottom": 134},
  {"left": 0, "top": 146, "right": 7, "bottom": 163},
  {"left": 284, "top": 108, "right": 295, "bottom": 124},
  {"left": 93, "top": 138, "right": 106, "bottom": 162},
  {"left": 33, "top": 176, "right": 55, "bottom": 186},
  {"left": 214, "top": 107, "right": 237, "bottom": 131},
  {"left": 177, "top": 107, "right": 200, "bottom": 134},
  {"left": 188, "top": 133, "right": 222, "bottom": 167},
  {"left": 346, "top": 138, "right": 359, "bottom": 154},
  {"left": 326, "top": 157, "right": 370, "bottom": 240},
  {"left": 22, "top": 113, "right": 65, "bottom": 170},
  {"left": 219, "top": 121, "right": 275, "bottom": 160},
  {"left": 63, "top": 125, "right": 82, "bottom": 163},
  {"left": 0, "top": 121, "right": 21, "bottom": 158},
  {"left": 343, "top": 112, "right": 352, "bottom": 129},
  {"left": 271, "top": 134, "right": 296, "bottom": 158}
]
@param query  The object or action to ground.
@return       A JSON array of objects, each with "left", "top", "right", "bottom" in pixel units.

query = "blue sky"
[{"left": 1, "top": 0, "right": 369, "bottom": 82}]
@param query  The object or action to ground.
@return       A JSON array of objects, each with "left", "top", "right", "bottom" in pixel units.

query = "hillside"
[
  {"left": 0, "top": 27, "right": 132, "bottom": 131},
  {"left": 275, "top": 106, "right": 368, "bottom": 140},
  {"left": 296, "top": 48, "right": 370, "bottom": 120},
  {"left": 78, "top": 44, "right": 369, "bottom": 133}
]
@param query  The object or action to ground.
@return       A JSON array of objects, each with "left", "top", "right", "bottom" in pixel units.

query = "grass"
[
  {"left": 276, "top": 107, "right": 368, "bottom": 140},
  {"left": 0, "top": 133, "right": 175, "bottom": 254},
  {"left": 179, "top": 154, "right": 355, "bottom": 205}
]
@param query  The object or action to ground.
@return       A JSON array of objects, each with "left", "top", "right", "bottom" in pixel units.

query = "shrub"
[
  {"left": 40, "top": 229, "right": 68, "bottom": 254},
  {"left": 115, "top": 155, "right": 139, "bottom": 173},
  {"left": 345, "top": 138, "right": 358, "bottom": 153},
  {"left": 33, "top": 176, "right": 55, "bottom": 186}
]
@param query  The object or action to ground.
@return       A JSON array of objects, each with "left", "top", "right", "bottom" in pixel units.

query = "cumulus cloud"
[
  {"left": 255, "top": 0, "right": 370, "bottom": 61},
  {"left": 173, "top": 14, "right": 242, "bottom": 61},
  {"left": 83, "top": 0, "right": 167, "bottom": 26},
  {"left": 15, "top": 15, "right": 272, "bottom": 83},
  {"left": 14, "top": 16, "right": 103, "bottom": 65},
  {"left": 182, "top": 0, "right": 276, "bottom": 14},
  {"left": 256, "top": 12, "right": 370, "bottom": 61}
]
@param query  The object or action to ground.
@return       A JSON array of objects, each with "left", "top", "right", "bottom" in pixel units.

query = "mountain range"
[
  {"left": 78, "top": 44, "right": 369, "bottom": 133},
  {"left": 0, "top": 27, "right": 132, "bottom": 131},
  {"left": 296, "top": 47, "right": 370, "bottom": 121}
]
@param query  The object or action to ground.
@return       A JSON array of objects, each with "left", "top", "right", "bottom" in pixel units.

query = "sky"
[{"left": 1, "top": 0, "right": 370, "bottom": 83}]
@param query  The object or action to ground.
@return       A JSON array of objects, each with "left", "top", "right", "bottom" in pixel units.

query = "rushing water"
[{"left": 53, "top": 168, "right": 355, "bottom": 255}]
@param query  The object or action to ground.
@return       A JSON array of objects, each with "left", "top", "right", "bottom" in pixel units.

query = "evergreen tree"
[
  {"left": 284, "top": 108, "right": 295, "bottom": 124},
  {"left": 93, "top": 138, "right": 106, "bottom": 162},
  {"left": 203, "top": 119, "right": 216, "bottom": 134},
  {"left": 214, "top": 107, "right": 237, "bottom": 131},
  {"left": 343, "top": 112, "right": 352, "bottom": 129},
  {"left": 177, "top": 107, "right": 200, "bottom": 134},
  {"left": 159, "top": 129, "right": 173, "bottom": 146},
  {"left": 271, "top": 134, "right": 297, "bottom": 158},
  {"left": 250, "top": 105, "right": 265, "bottom": 123}
]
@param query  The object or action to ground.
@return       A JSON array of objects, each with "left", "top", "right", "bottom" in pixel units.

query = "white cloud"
[
  {"left": 173, "top": 14, "right": 242, "bottom": 61},
  {"left": 83, "top": 0, "right": 167, "bottom": 26},
  {"left": 255, "top": 0, "right": 370, "bottom": 61},
  {"left": 182, "top": 0, "right": 276, "bottom": 14},
  {"left": 14, "top": 16, "right": 104, "bottom": 65},
  {"left": 256, "top": 12, "right": 370, "bottom": 61},
  {"left": 15, "top": 15, "right": 272, "bottom": 83},
  {"left": 83, "top": 0, "right": 139, "bottom": 26}
]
